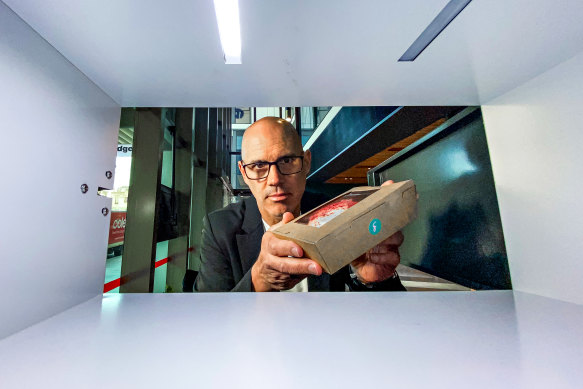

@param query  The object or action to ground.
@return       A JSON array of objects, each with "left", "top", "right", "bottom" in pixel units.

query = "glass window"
[
  {"left": 233, "top": 107, "right": 252, "bottom": 124},
  {"left": 160, "top": 126, "right": 174, "bottom": 188},
  {"left": 101, "top": 128, "right": 134, "bottom": 293}
]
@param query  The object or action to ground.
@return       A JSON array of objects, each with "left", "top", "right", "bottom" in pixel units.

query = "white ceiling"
[{"left": 4, "top": 0, "right": 583, "bottom": 107}]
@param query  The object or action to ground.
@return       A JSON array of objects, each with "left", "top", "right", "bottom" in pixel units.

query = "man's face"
[{"left": 238, "top": 126, "right": 311, "bottom": 225}]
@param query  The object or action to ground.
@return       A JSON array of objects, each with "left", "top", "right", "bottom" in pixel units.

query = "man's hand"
[
  {"left": 350, "top": 180, "right": 404, "bottom": 284},
  {"left": 251, "top": 212, "right": 322, "bottom": 292},
  {"left": 350, "top": 231, "right": 404, "bottom": 283}
]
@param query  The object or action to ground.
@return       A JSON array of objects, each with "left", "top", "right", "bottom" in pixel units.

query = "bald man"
[{"left": 194, "top": 117, "right": 405, "bottom": 292}]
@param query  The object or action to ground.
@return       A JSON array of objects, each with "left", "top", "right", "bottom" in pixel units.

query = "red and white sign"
[{"left": 108, "top": 211, "right": 126, "bottom": 245}]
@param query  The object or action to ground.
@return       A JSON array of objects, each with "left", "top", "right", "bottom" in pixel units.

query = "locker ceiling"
[{"left": 3, "top": 0, "right": 583, "bottom": 107}]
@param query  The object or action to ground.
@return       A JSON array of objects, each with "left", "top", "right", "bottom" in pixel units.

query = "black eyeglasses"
[{"left": 241, "top": 156, "right": 304, "bottom": 180}]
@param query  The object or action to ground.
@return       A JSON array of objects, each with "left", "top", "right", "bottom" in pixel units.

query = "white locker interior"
[{"left": 1, "top": 1, "right": 582, "bottom": 387}]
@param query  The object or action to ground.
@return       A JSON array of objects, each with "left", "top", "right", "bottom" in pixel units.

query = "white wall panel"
[
  {"left": 0, "top": 3, "right": 120, "bottom": 338},
  {"left": 482, "top": 51, "right": 583, "bottom": 304}
]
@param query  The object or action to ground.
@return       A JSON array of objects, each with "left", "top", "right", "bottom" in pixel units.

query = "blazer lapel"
[{"left": 236, "top": 197, "right": 264, "bottom": 274}]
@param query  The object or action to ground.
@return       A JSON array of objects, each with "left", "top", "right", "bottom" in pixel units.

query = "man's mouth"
[{"left": 267, "top": 192, "right": 290, "bottom": 201}]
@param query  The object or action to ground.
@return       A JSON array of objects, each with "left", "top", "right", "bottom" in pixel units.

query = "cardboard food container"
[{"left": 272, "top": 180, "right": 418, "bottom": 274}]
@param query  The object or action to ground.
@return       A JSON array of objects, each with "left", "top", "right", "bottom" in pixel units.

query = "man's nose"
[{"left": 266, "top": 164, "right": 281, "bottom": 186}]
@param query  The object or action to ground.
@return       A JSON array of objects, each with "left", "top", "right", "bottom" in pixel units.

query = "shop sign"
[
  {"left": 108, "top": 211, "right": 127, "bottom": 245},
  {"left": 117, "top": 144, "right": 133, "bottom": 157}
]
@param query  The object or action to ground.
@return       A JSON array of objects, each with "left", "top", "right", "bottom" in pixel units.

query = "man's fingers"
[
  {"left": 380, "top": 230, "right": 404, "bottom": 246},
  {"left": 266, "top": 233, "right": 304, "bottom": 257},
  {"left": 369, "top": 244, "right": 398, "bottom": 254},
  {"left": 366, "top": 251, "right": 400, "bottom": 266},
  {"left": 380, "top": 179, "right": 394, "bottom": 187},
  {"left": 271, "top": 273, "right": 306, "bottom": 286},
  {"left": 267, "top": 256, "right": 322, "bottom": 276},
  {"left": 366, "top": 231, "right": 404, "bottom": 254},
  {"left": 270, "top": 276, "right": 304, "bottom": 291}
]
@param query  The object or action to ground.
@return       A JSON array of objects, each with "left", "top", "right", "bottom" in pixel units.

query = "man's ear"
[
  {"left": 238, "top": 160, "right": 247, "bottom": 178},
  {"left": 238, "top": 160, "right": 250, "bottom": 185},
  {"left": 303, "top": 149, "right": 312, "bottom": 174}
]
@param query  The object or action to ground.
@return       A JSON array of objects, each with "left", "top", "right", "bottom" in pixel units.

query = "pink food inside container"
[{"left": 307, "top": 199, "right": 358, "bottom": 227}]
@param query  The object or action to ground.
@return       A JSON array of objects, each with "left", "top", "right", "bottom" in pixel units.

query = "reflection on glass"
[
  {"left": 441, "top": 148, "right": 478, "bottom": 180},
  {"left": 161, "top": 127, "right": 174, "bottom": 188},
  {"left": 153, "top": 240, "right": 169, "bottom": 293},
  {"left": 315, "top": 106, "right": 332, "bottom": 127}
]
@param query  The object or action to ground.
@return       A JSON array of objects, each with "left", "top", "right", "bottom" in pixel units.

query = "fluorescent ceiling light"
[
  {"left": 213, "top": 0, "right": 242, "bottom": 64},
  {"left": 399, "top": 0, "right": 472, "bottom": 62}
]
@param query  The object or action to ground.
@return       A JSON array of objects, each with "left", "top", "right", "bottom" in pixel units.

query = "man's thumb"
[
  {"left": 270, "top": 212, "right": 295, "bottom": 230},
  {"left": 282, "top": 212, "right": 295, "bottom": 224}
]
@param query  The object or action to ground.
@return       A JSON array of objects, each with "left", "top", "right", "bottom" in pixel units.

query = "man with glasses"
[{"left": 195, "top": 117, "right": 405, "bottom": 292}]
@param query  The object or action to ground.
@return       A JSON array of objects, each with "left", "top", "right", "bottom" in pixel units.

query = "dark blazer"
[{"left": 194, "top": 192, "right": 405, "bottom": 292}]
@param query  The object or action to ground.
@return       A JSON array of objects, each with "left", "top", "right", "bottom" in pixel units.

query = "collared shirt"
[{"left": 262, "top": 218, "right": 309, "bottom": 292}]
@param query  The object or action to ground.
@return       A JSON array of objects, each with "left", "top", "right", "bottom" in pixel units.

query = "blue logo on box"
[{"left": 369, "top": 219, "right": 381, "bottom": 235}]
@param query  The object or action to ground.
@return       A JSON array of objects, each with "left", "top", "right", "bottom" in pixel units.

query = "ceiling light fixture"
[
  {"left": 213, "top": 0, "right": 242, "bottom": 64},
  {"left": 398, "top": 0, "right": 472, "bottom": 62}
]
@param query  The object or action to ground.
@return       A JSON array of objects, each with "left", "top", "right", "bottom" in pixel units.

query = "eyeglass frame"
[{"left": 240, "top": 155, "right": 305, "bottom": 180}]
